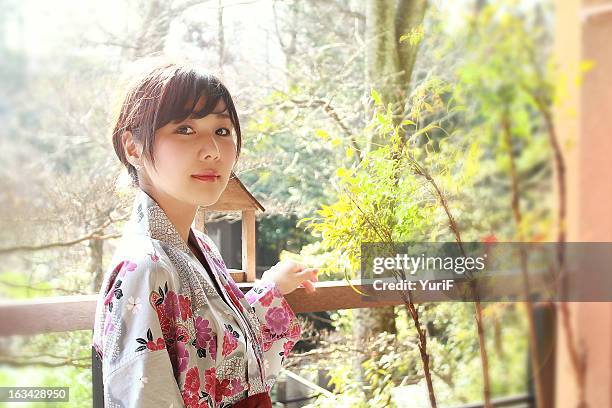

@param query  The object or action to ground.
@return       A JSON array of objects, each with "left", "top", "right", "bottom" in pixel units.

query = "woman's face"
[{"left": 141, "top": 96, "right": 237, "bottom": 208}]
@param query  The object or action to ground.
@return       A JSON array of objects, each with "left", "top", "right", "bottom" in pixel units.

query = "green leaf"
[
  {"left": 315, "top": 129, "right": 330, "bottom": 140},
  {"left": 371, "top": 88, "right": 382, "bottom": 106}
]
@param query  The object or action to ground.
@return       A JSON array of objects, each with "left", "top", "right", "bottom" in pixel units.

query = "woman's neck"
[{"left": 140, "top": 187, "right": 197, "bottom": 243}]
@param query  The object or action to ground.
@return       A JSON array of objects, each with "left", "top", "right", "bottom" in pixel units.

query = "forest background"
[{"left": 0, "top": 0, "right": 560, "bottom": 406}]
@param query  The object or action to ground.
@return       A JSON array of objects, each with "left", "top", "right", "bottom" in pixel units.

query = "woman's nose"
[{"left": 199, "top": 133, "right": 220, "bottom": 160}]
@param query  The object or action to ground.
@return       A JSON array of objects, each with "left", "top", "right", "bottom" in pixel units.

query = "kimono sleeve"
[
  {"left": 244, "top": 279, "right": 302, "bottom": 383},
  {"left": 98, "top": 255, "right": 185, "bottom": 407},
  {"left": 104, "top": 352, "right": 184, "bottom": 407}
]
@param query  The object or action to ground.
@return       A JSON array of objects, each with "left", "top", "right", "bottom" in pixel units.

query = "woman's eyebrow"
[
  {"left": 211, "top": 112, "right": 231, "bottom": 119},
  {"left": 177, "top": 112, "right": 231, "bottom": 123}
]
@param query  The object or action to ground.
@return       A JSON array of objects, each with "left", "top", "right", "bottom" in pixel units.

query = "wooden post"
[
  {"left": 554, "top": 0, "right": 612, "bottom": 406},
  {"left": 92, "top": 346, "right": 104, "bottom": 408},
  {"left": 242, "top": 209, "right": 256, "bottom": 282}
]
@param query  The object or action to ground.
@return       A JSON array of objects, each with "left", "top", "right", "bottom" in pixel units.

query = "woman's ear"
[{"left": 121, "top": 131, "right": 142, "bottom": 168}]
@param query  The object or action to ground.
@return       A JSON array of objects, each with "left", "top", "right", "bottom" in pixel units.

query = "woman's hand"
[{"left": 260, "top": 260, "right": 319, "bottom": 295}]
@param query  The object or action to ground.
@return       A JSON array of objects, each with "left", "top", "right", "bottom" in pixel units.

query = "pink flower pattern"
[
  {"left": 176, "top": 340, "right": 190, "bottom": 374},
  {"left": 208, "top": 336, "right": 217, "bottom": 362},
  {"left": 118, "top": 261, "right": 137, "bottom": 277},
  {"left": 265, "top": 307, "right": 290, "bottom": 336},
  {"left": 194, "top": 316, "right": 212, "bottom": 348},
  {"left": 230, "top": 377, "right": 245, "bottom": 395}
]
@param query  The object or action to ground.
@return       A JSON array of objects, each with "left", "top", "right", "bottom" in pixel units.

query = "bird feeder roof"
[{"left": 204, "top": 173, "right": 265, "bottom": 212}]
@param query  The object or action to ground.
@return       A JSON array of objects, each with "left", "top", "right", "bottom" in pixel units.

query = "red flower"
[
  {"left": 175, "top": 325, "right": 190, "bottom": 343},
  {"left": 204, "top": 367, "right": 232, "bottom": 403},
  {"left": 288, "top": 323, "right": 301, "bottom": 339},
  {"left": 204, "top": 367, "right": 217, "bottom": 398},
  {"left": 179, "top": 295, "right": 193, "bottom": 321},
  {"left": 146, "top": 338, "right": 166, "bottom": 351},
  {"left": 163, "top": 291, "right": 180, "bottom": 320},
  {"left": 184, "top": 366, "right": 201, "bottom": 395},
  {"left": 222, "top": 329, "right": 238, "bottom": 357},
  {"left": 260, "top": 326, "right": 275, "bottom": 352},
  {"left": 181, "top": 390, "right": 199, "bottom": 408},
  {"left": 214, "top": 378, "right": 232, "bottom": 402},
  {"left": 182, "top": 366, "right": 213, "bottom": 407},
  {"left": 283, "top": 340, "right": 295, "bottom": 357},
  {"left": 151, "top": 295, "right": 177, "bottom": 344},
  {"left": 151, "top": 290, "right": 190, "bottom": 346},
  {"left": 259, "top": 290, "right": 274, "bottom": 307},
  {"left": 481, "top": 234, "right": 498, "bottom": 243}
]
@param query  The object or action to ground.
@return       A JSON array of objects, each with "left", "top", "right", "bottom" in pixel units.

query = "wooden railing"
[
  {"left": 0, "top": 280, "right": 405, "bottom": 336},
  {"left": 0, "top": 271, "right": 551, "bottom": 335}
]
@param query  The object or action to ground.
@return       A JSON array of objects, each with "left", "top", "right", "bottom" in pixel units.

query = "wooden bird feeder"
[{"left": 194, "top": 173, "right": 265, "bottom": 283}]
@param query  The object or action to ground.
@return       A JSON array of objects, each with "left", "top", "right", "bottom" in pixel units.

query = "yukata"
[{"left": 92, "top": 189, "right": 301, "bottom": 407}]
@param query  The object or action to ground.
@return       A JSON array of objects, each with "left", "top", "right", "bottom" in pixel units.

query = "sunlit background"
[{"left": 1, "top": 0, "right": 609, "bottom": 407}]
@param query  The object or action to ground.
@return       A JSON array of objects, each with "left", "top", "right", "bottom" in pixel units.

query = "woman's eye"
[
  {"left": 177, "top": 126, "right": 195, "bottom": 135},
  {"left": 216, "top": 128, "right": 231, "bottom": 136}
]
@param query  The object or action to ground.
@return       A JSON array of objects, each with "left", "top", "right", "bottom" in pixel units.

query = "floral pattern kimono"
[{"left": 92, "top": 190, "right": 301, "bottom": 407}]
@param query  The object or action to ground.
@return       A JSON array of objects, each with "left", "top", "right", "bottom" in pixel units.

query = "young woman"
[{"left": 92, "top": 61, "right": 318, "bottom": 407}]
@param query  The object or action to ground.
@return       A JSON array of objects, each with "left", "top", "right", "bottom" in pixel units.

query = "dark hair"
[{"left": 110, "top": 61, "right": 241, "bottom": 184}]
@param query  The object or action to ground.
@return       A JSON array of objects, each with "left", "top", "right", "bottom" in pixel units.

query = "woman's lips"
[{"left": 191, "top": 175, "right": 220, "bottom": 182}]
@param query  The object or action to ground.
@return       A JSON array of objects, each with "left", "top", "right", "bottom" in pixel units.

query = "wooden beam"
[
  {"left": 0, "top": 295, "right": 98, "bottom": 336},
  {"left": 228, "top": 269, "right": 246, "bottom": 282},
  {"left": 264, "top": 280, "right": 407, "bottom": 313},
  {"left": 0, "top": 283, "right": 403, "bottom": 335},
  {"left": 0, "top": 272, "right": 553, "bottom": 336}
]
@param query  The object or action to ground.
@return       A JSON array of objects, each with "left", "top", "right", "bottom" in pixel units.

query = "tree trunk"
[
  {"left": 365, "top": 0, "right": 427, "bottom": 150},
  {"left": 90, "top": 238, "right": 104, "bottom": 293},
  {"left": 353, "top": 0, "right": 428, "bottom": 398}
]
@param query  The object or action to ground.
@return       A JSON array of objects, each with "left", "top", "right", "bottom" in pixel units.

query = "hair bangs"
[{"left": 156, "top": 68, "right": 234, "bottom": 129}]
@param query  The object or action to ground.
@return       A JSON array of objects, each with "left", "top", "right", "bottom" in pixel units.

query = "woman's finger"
[
  {"left": 298, "top": 268, "right": 319, "bottom": 279},
  {"left": 300, "top": 279, "right": 316, "bottom": 293}
]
